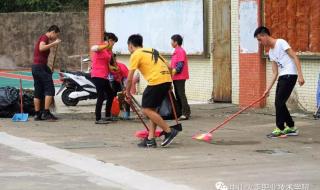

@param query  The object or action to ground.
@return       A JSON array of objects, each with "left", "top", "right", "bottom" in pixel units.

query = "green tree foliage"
[{"left": 0, "top": 0, "right": 88, "bottom": 13}]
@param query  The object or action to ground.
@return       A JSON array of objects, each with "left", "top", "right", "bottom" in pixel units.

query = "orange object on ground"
[{"left": 111, "top": 97, "right": 120, "bottom": 117}]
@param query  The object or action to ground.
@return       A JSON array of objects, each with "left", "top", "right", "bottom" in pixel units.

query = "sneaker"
[
  {"left": 158, "top": 124, "right": 183, "bottom": 137},
  {"left": 41, "top": 111, "right": 58, "bottom": 121},
  {"left": 161, "top": 128, "right": 178, "bottom": 147},
  {"left": 178, "top": 115, "right": 189, "bottom": 121},
  {"left": 170, "top": 124, "right": 182, "bottom": 131},
  {"left": 95, "top": 120, "right": 111, "bottom": 124},
  {"left": 34, "top": 112, "right": 43, "bottom": 121},
  {"left": 103, "top": 117, "right": 117, "bottom": 121},
  {"left": 137, "top": 138, "right": 157, "bottom": 148},
  {"left": 283, "top": 126, "right": 299, "bottom": 136},
  {"left": 266, "top": 128, "right": 287, "bottom": 138}
]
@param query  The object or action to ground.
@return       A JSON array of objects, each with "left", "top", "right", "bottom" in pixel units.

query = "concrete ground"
[
  {"left": 0, "top": 144, "right": 123, "bottom": 190},
  {"left": 0, "top": 97, "right": 319, "bottom": 190}
]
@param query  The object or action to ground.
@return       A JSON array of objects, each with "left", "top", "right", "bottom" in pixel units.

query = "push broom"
[
  {"left": 50, "top": 44, "right": 59, "bottom": 112},
  {"left": 167, "top": 90, "right": 182, "bottom": 131},
  {"left": 192, "top": 95, "right": 266, "bottom": 143},
  {"left": 127, "top": 94, "right": 164, "bottom": 139},
  {"left": 133, "top": 90, "right": 182, "bottom": 139}
]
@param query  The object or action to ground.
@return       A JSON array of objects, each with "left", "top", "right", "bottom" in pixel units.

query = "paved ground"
[
  {"left": 0, "top": 144, "right": 124, "bottom": 190},
  {"left": 0, "top": 97, "right": 319, "bottom": 190}
]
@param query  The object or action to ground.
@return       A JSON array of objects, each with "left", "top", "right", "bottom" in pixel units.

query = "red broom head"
[
  {"left": 135, "top": 129, "right": 164, "bottom": 139},
  {"left": 135, "top": 130, "right": 148, "bottom": 139},
  {"left": 192, "top": 133, "right": 213, "bottom": 143}
]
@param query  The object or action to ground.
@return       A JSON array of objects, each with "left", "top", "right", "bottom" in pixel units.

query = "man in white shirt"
[{"left": 254, "top": 26, "right": 305, "bottom": 138}]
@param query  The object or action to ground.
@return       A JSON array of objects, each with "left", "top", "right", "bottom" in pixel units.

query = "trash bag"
[
  {"left": 314, "top": 106, "right": 320, "bottom": 119},
  {"left": 157, "top": 91, "right": 181, "bottom": 120},
  {"left": 22, "top": 89, "right": 35, "bottom": 116},
  {"left": 0, "top": 87, "right": 35, "bottom": 118},
  {"left": 0, "top": 103, "right": 19, "bottom": 118},
  {"left": 0, "top": 86, "right": 19, "bottom": 109}
]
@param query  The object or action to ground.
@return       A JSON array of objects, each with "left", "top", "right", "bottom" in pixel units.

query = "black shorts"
[
  {"left": 32, "top": 64, "right": 55, "bottom": 99},
  {"left": 142, "top": 82, "right": 171, "bottom": 108}
]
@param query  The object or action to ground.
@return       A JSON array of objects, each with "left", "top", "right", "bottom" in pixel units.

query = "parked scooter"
[{"left": 56, "top": 58, "right": 97, "bottom": 106}]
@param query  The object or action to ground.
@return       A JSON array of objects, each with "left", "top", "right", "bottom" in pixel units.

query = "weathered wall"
[
  {"left": 264, "top": 0, "right": 320, "bottom": 111},
  {"left": 265, "top": 0, "right": 320, "bottom": 53},
  {"left": 0, "top": 12, "right": 89, "bottom": 70}
]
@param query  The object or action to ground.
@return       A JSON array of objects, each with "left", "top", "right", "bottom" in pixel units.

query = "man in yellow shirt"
[{"left": 125, "top": 34, "right": 179, "bottom": 148}]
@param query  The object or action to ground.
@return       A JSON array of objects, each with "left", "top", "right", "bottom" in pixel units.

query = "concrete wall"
[{"left": 0, "top": 12, "right": 89, "bottom": 70}]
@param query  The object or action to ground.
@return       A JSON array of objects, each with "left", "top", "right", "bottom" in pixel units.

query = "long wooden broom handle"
[
  {"left": 128, "top": 94, "right": 149, "bottom": 131},
  {"left": 168, "top": 90, "right": 179, "bottom": 125},
  {"left": 19, "top": 79, "right": 23, "bottom": 113},
  {"left": 208, "top": 95, "right": 266, "bottom": 134},
  {"left": 51, "top": 45, "right": 59, "bottom": 72}
]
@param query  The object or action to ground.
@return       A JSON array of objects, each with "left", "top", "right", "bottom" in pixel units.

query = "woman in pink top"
[
  {"left": 90, "top": 32, "right": 118, "bottom": 124},
  {"left": 170, "top": 34, "right": 191, "bottom": 120}
]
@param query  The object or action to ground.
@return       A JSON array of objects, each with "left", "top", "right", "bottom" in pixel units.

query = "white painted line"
[{"left": 0, "top": 132, "right": 194, "bottom": 190}]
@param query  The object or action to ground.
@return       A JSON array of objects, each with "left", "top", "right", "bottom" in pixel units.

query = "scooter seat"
[{"left": 66, "top": 71, "right": 91, "bottom": 79}]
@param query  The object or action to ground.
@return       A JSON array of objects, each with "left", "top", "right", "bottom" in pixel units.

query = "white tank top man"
[{"left": 254, "top": 26, "right": 305, "bottom": 138}]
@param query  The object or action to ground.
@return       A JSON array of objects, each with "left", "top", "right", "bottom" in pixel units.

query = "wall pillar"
[
  {"left": 239, "top": 0, "right": 266, "bottom": 107},
  {"left": 89, "top": 0, "right": 105, "bottom": 57}
]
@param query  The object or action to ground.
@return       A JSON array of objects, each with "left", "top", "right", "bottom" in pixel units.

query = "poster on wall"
[
  {"left": 105, "top": 0, "right": 204, "bottom": 55},
  {"left": 239, "top": 1, "right": 259, "bottom": 54}
]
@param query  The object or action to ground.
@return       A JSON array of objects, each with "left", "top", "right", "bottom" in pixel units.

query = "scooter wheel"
[{"left": 61, "top": 89, "right": 79, "bottom": 106}]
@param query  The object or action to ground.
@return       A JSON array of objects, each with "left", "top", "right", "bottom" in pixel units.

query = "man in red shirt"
[{"left": 32, "top": 25, "right": 61, "bottom": 121}]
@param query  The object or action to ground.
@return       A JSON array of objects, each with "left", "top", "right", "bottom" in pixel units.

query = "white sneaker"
[{"left": 178, "top": 115, "right": 188, "bottom": 121}]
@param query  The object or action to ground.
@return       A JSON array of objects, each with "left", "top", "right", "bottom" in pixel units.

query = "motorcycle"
[{"left": 56, "top": 58, "right": 97, "bottom": 106}]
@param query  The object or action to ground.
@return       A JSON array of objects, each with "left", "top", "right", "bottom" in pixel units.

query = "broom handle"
[
  {"left": 208, "top": 95, "right": 266, "bottom": 134},
  {"left": 50, "top": 45, "right": 58, "bottom": 111},
  {"left": 51, "top": 45, "right": 59, "bottom": 72},
  {"left": 168, "top": 90, "right": 179, "bottom": 125},
  {"left": 20, "top": 79, "right": 23, "bottom": 113},
  {"left": 128, "top": 95, "right": 149, "bottom": 131},
  {"left": 131, "top": 95, "right": 142, "bottom": 109}
]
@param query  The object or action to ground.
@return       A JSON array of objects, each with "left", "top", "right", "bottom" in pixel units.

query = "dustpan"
[{"left": 12, "top": 79, "right": 28, "bottom": 122}]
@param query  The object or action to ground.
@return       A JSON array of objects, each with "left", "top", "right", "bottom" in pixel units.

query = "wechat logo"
[{"left": 215, "top": 181, "right": 228, "bottom": 190}]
